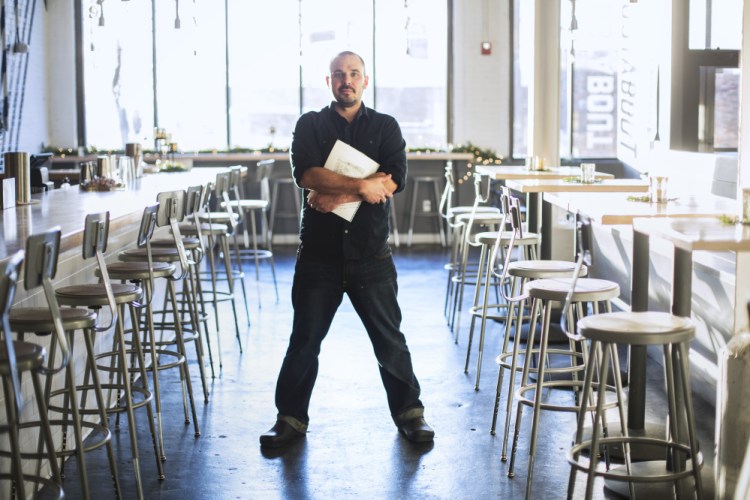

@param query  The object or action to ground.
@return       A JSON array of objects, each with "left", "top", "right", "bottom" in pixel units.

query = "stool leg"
[
  {"left": 79, "top": 327, "right": 122, "bottom": 497},
  {"left": 227, "top": 232, "right": 252, "bottom": 325},
  {"left": 3, "top": 375, "right": 27, "bottom": 499},
  {"left": 167, "top": 279, "right": 201, "bottom": 436},
  {"left": 407, "top": 181, "right": 419, "bottom": 247},
  {"left": 677, "top": 341, "right": 704, "bottom": 499},
  {"left": 220, "top": 234, "right": 246, "bottom": 344},
  {"left": 31, "top": 371, "right": 63, "bottom": 484},
  {"left": 183, "top": 267, "right": 211, "bottom": 400},
  {"left": 139, "top": 283, "right": 166, "bottom": 461},
  {"left": 464, "top": 242, "right": 489, "bottom": 376},
  {"left": 431, "top": 180, "right": 446, "bottom": 246}
]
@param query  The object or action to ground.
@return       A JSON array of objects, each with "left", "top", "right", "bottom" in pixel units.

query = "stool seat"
[
  {"left": 0, "top": 341, "right": 45, "bottom": 374},
  {"left": 224, "top": 199, "right": 268, "bottom": 211},
  {"left": 197, "top": 211, "right": 240, "bottom": 223},
  {"left": 151, "top": 236, "right": 201, "bottom": 249},
  {"left": 119, "top": 247, "right": 183, "bottom": 263},
  {"left": 180, "top": 222, "right": 228, "bottom": 235},
  {"left": 508, "top": 260, "right": 584, "bottom": 279},
  {"left": 448, "top": 206, "right": 500, "bottom": 217},
  {"left": 526, "top": 277, "right": 619, "bottom": 302},
  {"left": 454, "top": 211, "right": 505, "bottom": 225},
  {"left": 475, "top": 230, "right": 540, "bottom": 247},
  {"left": 578, "top": 311, "right": 695, "bottom": 345},
  {"left": 56, "top": 283, "right": 142, "bottom": 306},
  {"left": 9, "top": 307, "right": 97, "bottom": 331},
  {"left": 103, "top": 261, "right": 177, "bottom": 280}
]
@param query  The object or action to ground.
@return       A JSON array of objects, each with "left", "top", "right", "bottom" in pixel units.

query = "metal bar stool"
[
  {"left": 449, "top": 173, "right": 505, "bottom": 339},
  {"left": 567, "top": 214, "right": 703, "bottom": 500},
  {"left": 181, "top": 177, "right": 246, "bottom": 358},
  {"left": 55, "top": 212, "right": 164, "bottom": 499},
  {"left": 487, "top": 198, "right": 586, "bottom": 465},
  {"left": 464, "top": 191, "right": 541, "bottom": 390},
  {"left": 10, "top": 228, "right": 121, "bottom": 499},
  {"left": 197, "top": 171, "right": 252, "bottom": 325},
  {"left": 109, "top": 200, "right": 203, "bottom": 461},
  {"left": 506, "top": 215, "right": 621, "bottom": 499},
  {"left": 269, "top": 176, "right": 302, "bottom": 243},
  {"left": 224, "top": 162, "right": 279, "bottom": 304},
  {"left": 406, "top": 175, "right": 446, "bottom": 247},
  {"left": 439, "top": 163, "right": 500, "bottom": 320},
  {"left": 0, "top": 250, "right": 64, "bottom": 500},
  {"left": 151, "top": 184, "right": 215, "bottom": 377}
]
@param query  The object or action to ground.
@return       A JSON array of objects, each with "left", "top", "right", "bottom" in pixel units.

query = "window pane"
[
  {"left": 512, "top": 0, "right": 533, "bottom": 159},
  {"left": 375, "top": 0, "right": 447, "bottom": 148},
  {"left": 83, "top": 2, "right": 154, "bottom": 150},
  {"left": 154, "top": 1, "right": 227, "bottom": 151},
  {"left": 714, "top": 68, "right": 739, "bottom": 150},
  {"left": 566, "top": 0, "right": 619, "bottom": 158},
  {"left": 227, "top": 0, "right": 299, "bottom": 150},
  {"left": 689, "top": 0, "right": 742, "bottom": 50},
  {"left": 300, "top": 0, "right": 373, "bottom": 113}
]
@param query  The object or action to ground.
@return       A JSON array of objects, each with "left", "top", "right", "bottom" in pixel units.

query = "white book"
[{"left": 323, "top": 140, "right": 380, "bottom": 221}]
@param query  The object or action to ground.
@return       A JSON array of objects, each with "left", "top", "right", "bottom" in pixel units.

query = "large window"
[
  {"left": 81, "top": 0, "right": 447, "bottom": 152},
  {"left": 513, "top": 0, "right": 622, "bottom": 160}
]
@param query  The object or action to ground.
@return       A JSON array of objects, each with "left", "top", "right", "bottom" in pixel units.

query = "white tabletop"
[
  {"left": 544, "top": 192, "right": 737, "bottom": 225},
  {"left": 505, "top": 178, "right": 648, "bottom": 194},
  {"left": 632, "top": 216, "right": 750, "bottom": 252},
  {"left": 475, "top": 165, "right": 613, "bottom": 180}
]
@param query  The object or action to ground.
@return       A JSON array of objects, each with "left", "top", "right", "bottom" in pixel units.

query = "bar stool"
[
  {"left": 201, "top": 171, "right": 252, "bottom": 323},
  {"left": 464, "top": 193, "right": 540, "bottom": 390},
  {"left": 506, "top": 216, "right": 621, "bottom": 499},
  {"left": 109, "top": 200, "right": 203, "bottom": 461},
  {"left": 225, "top": 161, "right": 279, "bottom": 304},
  {"left": 0, "top": 250, "right": 64, "bottom": 500},
  {"left": 10, "top": 228, "right": 121, "bottom": 499},
  {"left": 487, "top": 199, "right": 586, "bottom": 466},
  {"left": 567, "top": 216, "right": 703, "bottom": 500},
  {"left": 449, "top": 173, "right": 505, "bottom": 338},
  {"left": 439, "top": 163, "right": 499, "bottom": 319},
  {"left": 55, "top": 212, "right": 164, "bottom": 499},
  {"left": 181, "top": 177, "right": 246, "bottom": 357},
  {"left": 150, "top": 184, "right": 215, "bottom": 376},
  {"left": 269, "top": 175, "right": 302, "bottom": 242},
  {"left": 406, "top": 175, "right": 446, "bottom": 247}
]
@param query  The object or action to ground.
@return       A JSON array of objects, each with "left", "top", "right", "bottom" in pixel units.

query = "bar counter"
[{"left": 1, "top": 169, "right": 221, "bottom": 260}]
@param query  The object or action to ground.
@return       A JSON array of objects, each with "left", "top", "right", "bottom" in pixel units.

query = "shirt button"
[{"left": 344, "top": 230, "right": 349, "bottom": 234}]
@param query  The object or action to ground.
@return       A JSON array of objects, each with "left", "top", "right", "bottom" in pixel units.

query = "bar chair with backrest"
[
  {"left": 10, "top": 228, "right": 121, "bottom": 499},
  {"left": 54, "top": 212, "right": 164, "bottom": 499},
  {"left": 0, "top": 250, "right": 64, "bottom": 500}
]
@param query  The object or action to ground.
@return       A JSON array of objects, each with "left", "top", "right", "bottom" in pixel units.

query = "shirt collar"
[{"left": 328, "top": 101, "right": 369, "bottom": 120}]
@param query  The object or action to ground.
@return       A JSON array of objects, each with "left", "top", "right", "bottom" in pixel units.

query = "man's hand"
[
  {"left": 307, "top": 191, "right": 359, "bottom": 213},
  {"left": 358, "top": 172, "right": 393, "bottom": 204}
]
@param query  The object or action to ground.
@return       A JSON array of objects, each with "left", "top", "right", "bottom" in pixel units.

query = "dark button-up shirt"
[{"left": 290, "top": 102, "right": 407, "bottom": 260}]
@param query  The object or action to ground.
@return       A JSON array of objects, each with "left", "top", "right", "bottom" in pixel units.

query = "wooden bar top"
[{"left": 0, "top": 168, "right": 223, "bottom": 259}]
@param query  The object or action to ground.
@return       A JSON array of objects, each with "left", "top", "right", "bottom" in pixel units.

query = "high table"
[
  {"left": 543, "top": 193, "right": 739, "bottom": 497},
  {"left": 503, "top": 177, "right": 648, "bottom": 259}
]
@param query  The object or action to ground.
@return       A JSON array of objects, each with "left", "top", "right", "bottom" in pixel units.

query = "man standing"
[{"left": 260, "top": 51, "right": 434, "bottom": 448}]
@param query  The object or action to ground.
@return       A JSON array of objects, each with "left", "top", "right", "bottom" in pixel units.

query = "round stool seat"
[
  {"left": 119, "top": 247, "right": 182, "bottom": 263},
  {"left": 101, "top": 262, "right": 176, "bottom": 280},
  {"left": 179, "top": 222, "right": 228, "bottom": 236},
  {"left": 508, "top": 260, "right": 587, "bottom": 279},
  {"left": 56, "top": 283, "right": 142, "bottom": 306},
  {"left": 197, "top": 212, "right": 239, "bottom": 224},
  {"left": 9, "top": 307, "right": 97, "bottom": 332},
  {"left": 448, "top": 206, "right": 500, "bottom": 218},
  {"left": 455, "top": 212, "right": 505, "bottom": 225},
  {"left": 526, "top": 277, "right": 619, "bottom": 303},
  {"left": 224, "top": 199, "right": 268, "bottom": 211},
  {"left": 476, "top": 230, "right": 540, "bottom": 247},
  {"left": 0, "top": 341, "right": 45, "bottom": 374},
  {"left": 151, "top": 237, "right": 201, "bottom": 250},
  {"left": 578, "top": 311, "right": 695, "bottom": 345}
]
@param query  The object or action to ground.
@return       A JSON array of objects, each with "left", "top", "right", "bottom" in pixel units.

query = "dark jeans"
[{"left": 274, "top": 247, "right": 424, "bottom": 425}]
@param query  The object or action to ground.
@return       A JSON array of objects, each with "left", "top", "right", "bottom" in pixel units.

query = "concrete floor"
[{"left": 40, "top": 244, "right": 714, "bottom": 499}]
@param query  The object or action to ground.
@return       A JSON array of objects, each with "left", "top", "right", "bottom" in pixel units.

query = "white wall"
[{"left": 452, "top": 0, "right": 511, "bottom": 157}]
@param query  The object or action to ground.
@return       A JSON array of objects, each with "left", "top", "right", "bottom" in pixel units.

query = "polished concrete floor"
[{"left": 40, "top": 244, "right": 714, "bottom": 499}]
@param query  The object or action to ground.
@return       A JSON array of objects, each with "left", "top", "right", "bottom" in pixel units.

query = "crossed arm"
[{"left": 300, "top": 167, "right": 398, "bottom": 213}]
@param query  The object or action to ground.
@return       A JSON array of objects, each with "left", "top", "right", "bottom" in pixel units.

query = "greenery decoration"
[{"left": 718, "top": 214, "right": 750, "bottom": 225}]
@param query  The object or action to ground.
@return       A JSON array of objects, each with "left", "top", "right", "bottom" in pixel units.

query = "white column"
[{"left": 527, "top": 0, "right": 561, "bottom": 167}]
